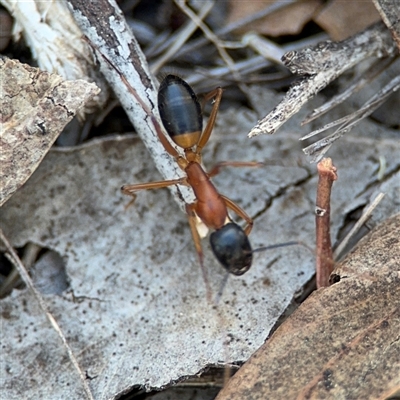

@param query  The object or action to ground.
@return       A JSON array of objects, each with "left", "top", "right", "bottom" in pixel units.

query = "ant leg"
[
  {"left": 207, "top": 161, "right": 264, "bottom": 178},
  {"left": 150, "top": 115, "right": 183, "bottom": 160},
  {"left": 123, "top": 195, "right": 137, "bottom": 210},
  {"left": 195, "top": 87, "right": 223, "bottom": 155},
  {"left": 121, "top": 178, "right": 187, "bottom": 207},
  {"left": 220, "top": 195, "right": 253, "bottom": 235},
  {"left": 186, "top": 204, "right": 212, "bottom": 302},
  {"left": 202, "top": 87, "right": 223, "bottom": 106},
  {"left": 121, "top": 177, "right": 187, "bottom": 197}
]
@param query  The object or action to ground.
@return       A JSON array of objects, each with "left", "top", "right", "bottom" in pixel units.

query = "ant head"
[{"left": 210, "top": 223, "right": 252, "bottom": 276}]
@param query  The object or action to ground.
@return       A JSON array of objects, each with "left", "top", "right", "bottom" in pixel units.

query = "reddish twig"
[{"left": 315, "top": 158, "right": 337, "bottom": 288}]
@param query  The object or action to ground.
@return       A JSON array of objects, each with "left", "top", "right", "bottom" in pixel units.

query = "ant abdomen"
[{"left": 158, "top": 75, "right": 202, "bottom": 148}]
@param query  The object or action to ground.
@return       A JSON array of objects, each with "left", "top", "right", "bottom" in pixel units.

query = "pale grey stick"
[
  {"left": 302, "top": 74, "right": 400, "bottom": 162},
  {"left": 301, "top": 57, "right": 396, "bottom": 124}
]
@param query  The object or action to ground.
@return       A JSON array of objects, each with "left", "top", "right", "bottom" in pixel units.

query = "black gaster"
[
  {"left": 210, "top": 223, "right": 253, "bottom": 275},
  {"left": 158, "top": 75, "right": 202, "bottom": 140}
]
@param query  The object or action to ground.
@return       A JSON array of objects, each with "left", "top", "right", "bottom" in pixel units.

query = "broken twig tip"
[{"left": 317, "top": 158, "right": 338, "bottom": 181}]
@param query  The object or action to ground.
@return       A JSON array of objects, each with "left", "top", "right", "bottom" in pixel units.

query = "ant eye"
[{"left": 210, "top": 223, "right": 252, "bottom": 276}]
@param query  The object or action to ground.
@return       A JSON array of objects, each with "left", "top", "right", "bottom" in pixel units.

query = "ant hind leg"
[
  {"left": 186, "top": 204, "right": 212, "bottom": 302},
  {"left": 220, "top": 195, "right": 253, "bottom": 235}
]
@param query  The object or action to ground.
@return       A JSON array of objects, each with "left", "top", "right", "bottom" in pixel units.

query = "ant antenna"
[{"left": 253, "top": 241, "right": 303, "bottom": 253}]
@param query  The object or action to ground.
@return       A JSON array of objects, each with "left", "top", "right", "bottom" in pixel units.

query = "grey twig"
[
  {"left": 302, "top": 74, "right": 400, "bottom": 162},
  {"left": 248, "top": 22, "right": 398, "bottom": 139}
]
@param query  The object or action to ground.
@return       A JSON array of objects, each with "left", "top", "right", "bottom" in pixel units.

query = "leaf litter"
[
  {"left": 0, "top": 88, "right": 399, "bottom": 399},
  {"left": 216, "top": 213, "right": 400, "bottom": 400}
]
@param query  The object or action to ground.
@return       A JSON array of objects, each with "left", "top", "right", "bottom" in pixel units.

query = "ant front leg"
[{"left": 220, "top": 195, "right": 253, "bottom": 235}]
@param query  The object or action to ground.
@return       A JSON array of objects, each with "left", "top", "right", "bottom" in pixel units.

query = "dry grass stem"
[
  {"left": 174, "top": 0, "right": 297, "bottom": 60},
  {"left": 175, "top": 0, "right": 244, "bottom": 89},
  {"left": 151, "top": 1, "right": 214, "bottom": 73},
  {"left": 301, "top": 57, "right": 397, "bottom": 124},
  {"left": 333, "top": 192, "right": 386, "bottom": 261},
  {"left": 302, "top": 74, "right": 400, "bottom": 162}
]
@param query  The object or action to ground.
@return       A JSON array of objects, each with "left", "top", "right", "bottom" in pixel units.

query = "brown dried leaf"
[
  {"left": 314, "top": 0, "right": 381, "bottom": 40},
  {"left": 332, "top": 211, "right": 400, "bottom": 279},
  {"left": 0, "top": 58, "right": 100, "bottom": 207},
  {"left": 0, "top": 9, "right": 12, "bottom": 51},
  {"left": 216, "top": 213, "right": 400, "bottom": 400},
  {"left": 227, "top": 0, "right": 322, "bottom": 37}
]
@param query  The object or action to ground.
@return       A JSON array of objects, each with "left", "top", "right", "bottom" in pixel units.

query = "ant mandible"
[{"left": 122, "top": 75, "right": 261, "bottom": 292}]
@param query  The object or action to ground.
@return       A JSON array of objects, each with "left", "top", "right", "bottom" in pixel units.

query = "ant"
[{"left": 121, "top": 75, "right": 262, "bottom": 294}]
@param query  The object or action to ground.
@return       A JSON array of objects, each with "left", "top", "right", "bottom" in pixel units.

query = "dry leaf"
[
  {"left": 227, "top": 0, "right": 322, "bottom": 37},
  {"left": 0, "top": 58, "right": 100, "bottom": 207},
  {"left": 314, "top": 0, "right": 381, "bottom": 40},
  {"left": 216, "top": 213, "right": 400, "bottom": 400}
]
